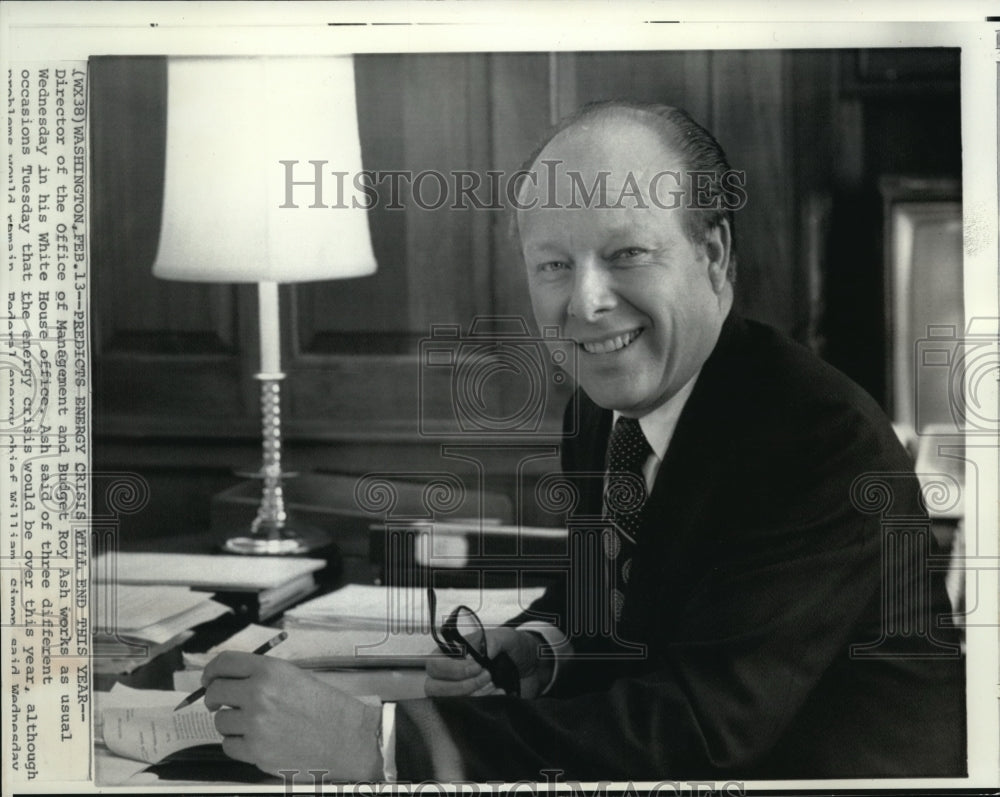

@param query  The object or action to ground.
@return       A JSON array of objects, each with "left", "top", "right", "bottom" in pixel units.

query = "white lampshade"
[{"left": 152, "top": 56, "right": 377, "bottom": 283}]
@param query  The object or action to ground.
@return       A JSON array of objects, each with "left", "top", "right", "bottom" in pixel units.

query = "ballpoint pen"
[{"left": 174, "top": 630, "right": 288, "bottom": 711}]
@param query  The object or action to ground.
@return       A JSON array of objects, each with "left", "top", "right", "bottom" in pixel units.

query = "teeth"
[{"left": 582, "top": 329, "right": 641, "bottom": 354}]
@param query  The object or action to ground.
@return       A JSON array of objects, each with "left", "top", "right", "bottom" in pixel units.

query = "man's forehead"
[
  {"left": 519, "top": 212, "right": 669, "bottom": 251},
  {"left": 534, "top": 114, "right": 681, "bottom": 177},
  {"left": 517, "top": 115, "right": 685, "bottom": 208}
]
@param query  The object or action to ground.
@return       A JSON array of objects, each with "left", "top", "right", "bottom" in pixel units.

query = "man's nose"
[{"left": 567, "top": 260, "right": 616, "bottom": 321}]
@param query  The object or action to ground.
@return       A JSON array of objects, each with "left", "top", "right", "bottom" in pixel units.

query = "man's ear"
[{"left": 703, "top": 220, "right": 731, "bottom": 294}]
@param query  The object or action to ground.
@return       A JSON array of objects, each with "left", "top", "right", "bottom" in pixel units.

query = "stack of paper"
[
  {"left": 93, "top": 585, "right": 231, "bottom": 676},
  {"left": 93, "top": 552, "right": 325, "bottom": 621},
  {"left": 93, "top": 552, "right": 326, "bottom": 589},
  {"left": 283, "top": 584, "right": 545, "bottom": 633}
]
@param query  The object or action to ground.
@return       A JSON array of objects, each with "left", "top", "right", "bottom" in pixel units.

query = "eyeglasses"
[{"left": 427, "top": 586, "right": 520, "bottom": 696}]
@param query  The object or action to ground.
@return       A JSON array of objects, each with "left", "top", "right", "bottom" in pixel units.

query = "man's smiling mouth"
[{"left": 579, "top": 328, "right": 643, "bottom": 354}]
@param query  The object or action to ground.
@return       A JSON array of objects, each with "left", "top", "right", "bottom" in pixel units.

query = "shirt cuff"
[
  {"left": 380, "top": 702, "right": 398, "bottom": 782},
  {"left": 516, "top": 620, "right": 569, "bottom": 695}
]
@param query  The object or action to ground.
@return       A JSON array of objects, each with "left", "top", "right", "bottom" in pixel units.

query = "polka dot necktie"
[{"left": 603, "top": 416, "right": 652, "bottom": 620}]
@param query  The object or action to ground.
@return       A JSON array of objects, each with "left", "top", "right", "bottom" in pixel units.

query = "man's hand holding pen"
[{"left": 202, "top": 652, "right": 384, "bottom": 781}]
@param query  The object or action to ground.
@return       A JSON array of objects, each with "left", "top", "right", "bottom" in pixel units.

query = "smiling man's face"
[{"left": 518, "top": 114, "right": 733, "bottom": 417}]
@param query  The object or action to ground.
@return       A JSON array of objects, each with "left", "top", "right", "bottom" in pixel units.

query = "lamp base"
[{"left": 222, "top": 521, "right": 331, "bottom": 555}]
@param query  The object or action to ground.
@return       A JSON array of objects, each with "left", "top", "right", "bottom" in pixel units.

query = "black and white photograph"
[{"left": 2, "top": 3, "right": 998, "bottom": 795}]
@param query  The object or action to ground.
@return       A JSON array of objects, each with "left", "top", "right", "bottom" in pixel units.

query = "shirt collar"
[{"left": 612, "top": 370, "right": 701, "bottom": 462}]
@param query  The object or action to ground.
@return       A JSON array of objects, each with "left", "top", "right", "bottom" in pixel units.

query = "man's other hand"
[
  {"left": 424, "top": 628, "right": 552, "bottom": 699},
  {"left": 203, "top": 652, "right": 384, "bottom": 781}
]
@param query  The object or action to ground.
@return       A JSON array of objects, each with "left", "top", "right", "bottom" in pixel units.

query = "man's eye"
[
  {"left": 611, "top": 247, "right": 644, "bottom": 261},
  {"left": 538, "top": 261, "right": 569, "bottom": 273}
]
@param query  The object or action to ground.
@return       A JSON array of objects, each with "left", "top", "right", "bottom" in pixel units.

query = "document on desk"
[
  {"left": 103, "top": 704, "right": 223, "bottom": 764},
  {"left": 96, "top": 685, "right": 224, "bottom": 783},
  {"left": 284, "top": 584, "right": 546, "bottom": 632},
  {"left": 183, "top": 623, "right": 435, "bottom": 670},
  {"left": 95, "top": 585, "right": 231, "bottom": 646}
]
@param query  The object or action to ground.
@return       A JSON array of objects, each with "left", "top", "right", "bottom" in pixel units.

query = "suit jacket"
[{"left": 394, "top": 314, "right": 965, "bottom": 782}]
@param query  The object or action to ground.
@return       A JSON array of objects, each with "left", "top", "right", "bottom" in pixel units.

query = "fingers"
[
  {"left": 213, "top": 707, "right": 246, "bottom": 736},
  {"left": 424, "top": 652, "right": 490, "bottom": 696},
  {"left": 483, "top": 630, "right": 504, "bottom": 659},
  {"left": 221, "top": 735, "right": 254, "bottom": 764},
  {"left": 202, "top": 651, "right": 262, "bottom": 686},
  {"left": 216, "top": 708, "right": 254, "bottom": 764},
  {"left": 204, "top": 677, "right": 251, "bottom": 710},
  {"left": 459, "top": 627, "right": 485, "bottom": 654},
  {"left": 426, "top": 654, "right": 483, "bottom": 681},
  {"left": 425, "top": 667, "right": 493, "bottom": 697}
]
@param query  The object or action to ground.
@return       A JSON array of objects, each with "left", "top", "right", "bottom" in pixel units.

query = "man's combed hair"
[{"left": 512, "top": 99, "right": 739, "bottom": 281}]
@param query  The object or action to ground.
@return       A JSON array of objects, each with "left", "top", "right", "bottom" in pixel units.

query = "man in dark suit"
[{"left": 202, "top": 101, "right": 965, "bottom": 783}]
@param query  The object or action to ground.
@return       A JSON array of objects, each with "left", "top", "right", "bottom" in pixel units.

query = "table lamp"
[{"left": 151, "top": 56, "right": 377, "bottom": 554}]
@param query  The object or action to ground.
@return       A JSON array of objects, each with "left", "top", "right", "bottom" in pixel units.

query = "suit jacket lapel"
[
  {"left": 632, "top": 313, "right": 746, "bottom": 574},
  {"left": 569, "top": 392, "right": 613, "bottom": 518}
]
